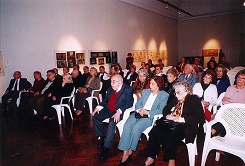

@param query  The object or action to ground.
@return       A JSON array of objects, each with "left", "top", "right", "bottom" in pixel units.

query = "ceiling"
[{"left": 120, "top": 0, "right": 245, "bottom": 20}]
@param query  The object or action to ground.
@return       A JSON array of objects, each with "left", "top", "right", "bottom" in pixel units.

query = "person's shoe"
[
  {"left": 97, "top": 137, "right": 105, "bottom": 148},
  {"left": 100, "top": 147, "right": 109, "bottom": 160},
  {"left": 141, "top": 162, "right": 155, "bottom": 166},
  {"left": 76, "top": 110, "right": 82, "bottom": 116},
  {"left": 118, "top": 153, "right": 133, "bottom": 166}
]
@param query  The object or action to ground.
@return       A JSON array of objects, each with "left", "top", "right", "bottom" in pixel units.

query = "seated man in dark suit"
[
  {"left": 92, "top": 74, "right": 134, "bottom": 160},
  {"left": 1, "top": 71, "right": 31, "bottom": 112},
  {"left": 29, "top": 69, "right": 61, "bottom": 118}
]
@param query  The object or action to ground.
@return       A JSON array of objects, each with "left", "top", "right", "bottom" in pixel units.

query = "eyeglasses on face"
[{"left": 111, "top": 80, "right": 120, "bottom": 84}]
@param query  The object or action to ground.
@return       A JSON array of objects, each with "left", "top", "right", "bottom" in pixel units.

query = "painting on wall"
[
  {"left": 56, "top": 53, "right": 66, "bottom": 60},
  {"left": 159, "top": 50, "right": 168, "bottom": 60},
  {"left": 0, "top": 51, "right": 5, "bottom": 75},
  {"left": 202, "top": 49, "right": 218, "bottom": 57},
  {"left": 147, "top": 50, "right": 158, "bottom": 61},
  {"left": 132, "top": 50, "right": 146, "bottom": 62},
  {"left": 76, "top": 52, "right": 85, "bottom": 65},
  {"left": 57, "top": 60, "right": 67, "bottom": 68},
  {"left": 90, "top": 57, "right": 97, "bottom": 65},
  {"left": 67, "top": 51, "right": 76, "bottom": 68}
]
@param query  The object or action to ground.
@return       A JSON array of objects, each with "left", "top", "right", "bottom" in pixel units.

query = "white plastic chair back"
[
  {"left": 86, "top": 82, "right": 103, "bottom": 114},
  {"left": 201, "top": 103, "right": 245, "bottom": 166}
]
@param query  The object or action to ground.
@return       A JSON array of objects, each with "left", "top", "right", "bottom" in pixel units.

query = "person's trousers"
[
  {"left": 29, "top": 94, "right": 45, "bottom": 117},
  {"left": 144, "top": 125, "right": 185, "bottom": 162},
  {"left": 118, "top": 113, "right": 152, "bottom": 151},
  {"left": 1, "top": 91, "right": 19, "bottom": 111},
  {"left": 74, "top": 92, "right": 90, "bottom": 110},
  {"left": 92, "top": 109, "right": 118, "bottom": 149}
]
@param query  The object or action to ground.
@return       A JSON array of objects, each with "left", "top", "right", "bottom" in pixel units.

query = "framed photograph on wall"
[
  {"left": 97, "top": 57, "right": 105, "bottom": 65},
  {"left": 56, "top": 53, "right": 66, "bottom": 60},
  {"left": 90, "top": 57, "right": 96, "bottom": 65},
  {"left": 0, "top": 51, "right": 5, "bottom": 75},
  {"left": 67, "top": 51, "right": 76, "bottom": 68},
  {"left": 57, "top": 60, "right": 67, "bottom": 68},
  {"left": 76, "top": 52, "right": 85, "bottom": 65}
]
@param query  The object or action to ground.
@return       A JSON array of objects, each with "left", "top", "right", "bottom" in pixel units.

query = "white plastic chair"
[
  {"left": 201, "top": 103, "right": 245, "bottom": 166},
  {"left": 52, "top": 87, "right": 75, "bottom": 124},
  {"left": 142, "top": 114, "right": 198, "bottom": 166},
  {"left": 102, "top": 94, "right": 137, "bottom": 136},
  {"left": 130, "top": 81, "right": 135, "bottom": 86},
  {"left": 86, "top": 82, "right": 103, "bottom": 114},
  {"left": 212, "top": 92, "right": 226, "bottom": 114},
  {"left": 116, "top": 94, "right": 137, "bottom": 136}
]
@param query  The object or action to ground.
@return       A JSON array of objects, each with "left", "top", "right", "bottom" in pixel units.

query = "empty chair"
[
  {"left": 201, "top": 103, "right": 245, "bottom": 166},
  {"left": 52, "top": 87, "right": 75, "bottom": 124}
]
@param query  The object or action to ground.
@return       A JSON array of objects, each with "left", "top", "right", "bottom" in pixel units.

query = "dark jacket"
[
  {"left": 99, "top": 84, "right": 134, "bottom": 117},
  {"left": 162, "top": 94, "right": 205, "bottom": 143},
  {"left": 6, "top": 78, "right": 31, "bottom": 92},
  {"left": 124, "top": 71, "right": 138, "bottom": 85}
]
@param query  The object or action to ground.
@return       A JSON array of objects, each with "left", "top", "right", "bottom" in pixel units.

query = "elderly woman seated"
[
  {"left": 74, "top": 67, "right": 101, "bottom": 116},
  {"left": 142, "top": 82, "right": 205, "bottom": 166},
  {"left": 132, "top": 69, "right": 151, "bottom": 101},
  {"left": 212, "top": 69, "right": 245, "bottom": 137},
  {"left": 117, "top": 76, "right": 169, "bottom": 166}
]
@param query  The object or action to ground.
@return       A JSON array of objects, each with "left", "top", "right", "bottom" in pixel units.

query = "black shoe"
[
  {"left": 97, "top": 137, "right": 105, "bottom": 148},
  {"left": 100, "top": 147, "right": 109, "bottom": 160},
  {"left": 118, "top": 153, "right": 133, "bottom": 166}
]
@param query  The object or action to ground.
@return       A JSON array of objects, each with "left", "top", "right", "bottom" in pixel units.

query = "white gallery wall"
[
  {"left": 178, "top": 12, "right": 244, "bottom": 67},
  {"left": 0, "top": 0, "right": 178, "bottom": 99}
]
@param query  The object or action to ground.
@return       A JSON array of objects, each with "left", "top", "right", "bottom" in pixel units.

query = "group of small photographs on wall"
[
  {"left": 56, "top": 52, "right": 67, "bottom": 68},
  {"left": 76, "top": 53, "right": 85, "bottom": 65},
  {"left": 55, "top": 51, "right": 85, "bottom": 68},
  {"left": 90, "top": 51, "right": 111, "bottom": 65}
]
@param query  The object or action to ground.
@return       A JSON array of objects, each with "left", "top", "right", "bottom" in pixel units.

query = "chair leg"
[
  {"left": 56, "top": 105, "right": 62, "bottom": 124},
  {"left": 67, "top": 107, "right": 73, "bottom": 120},
  {"left": 61, "top": 107, "right": 65, "bottom": 117}
]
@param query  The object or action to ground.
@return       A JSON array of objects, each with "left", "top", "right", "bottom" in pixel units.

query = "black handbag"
[
  {"left": 155, "top": 117, "right": 183, "bottom": 131},
  {"left": 135, "top": 112, "right": 148, "bottom": 118}
]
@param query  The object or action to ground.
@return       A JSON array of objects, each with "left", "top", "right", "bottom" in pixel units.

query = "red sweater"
[{"left": 108, "top": 91, "right": 120, "bottom": 111}]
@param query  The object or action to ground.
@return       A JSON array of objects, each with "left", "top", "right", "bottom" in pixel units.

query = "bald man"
[
  {"left": 92, "top": 74, "right": 134, "bottom": 160},
  {"left": 177, "top": 64, "right": 198, "bottom": 88}
]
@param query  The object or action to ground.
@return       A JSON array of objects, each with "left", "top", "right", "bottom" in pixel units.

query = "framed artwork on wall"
[
  {"left": 0, "top": 51, "right": 5, "bottom": 75},
  {"left": 90, "top": 57, "right": 96, "bottom": 65},
  {"left": 90, "top": 50, "right": 111, "bottom": 64},
  {"left": 76, "top": 52, "right": 85, "bottom": 65},
  {"left": 202, "top": 49, "right": 218, "bottom": 57},
  {"left": 97, "top": 57, "right": 105, "bottom": 65},
  {"left": 67, "top": 51, "right": 76, "bottom": 68}
]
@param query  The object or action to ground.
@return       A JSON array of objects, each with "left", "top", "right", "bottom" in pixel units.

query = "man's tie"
[
  {"left": 14, "top": 79, "right": 18, "bottom": 91},
  {"left": 185, "top": 75, "right": 188, "bottom": 80}
]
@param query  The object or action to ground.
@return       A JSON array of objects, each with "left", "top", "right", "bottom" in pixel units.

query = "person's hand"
[
  {"left": 202, "top": 100, "right": 210, "bottom": 107},
  {"left": 85, "top": 84, "right": 89, "bottom": 88},
  {"left": 52, "top": 96, "right": 56, "bottom": 101},
  {"left": 92, "top": 108, "right": 100, "bottom": 116},
  {"left": 112, "top": 111, "right": 120, "bottom": 123},
  {"left": 138, "top": 108, "right": 148, "bottom": 116},
  {"left": 29, "top": 90, "right": 34, "bottom": 94},
  {"left": 34, "top": 92, "right": 39, "bottom": 96},
  {"left": 48, "top": 93, "right": 52, "bottom": 97},
  {"left": 166, "top": 114, "right": 179, "bottom": 122},
  {"left": 222, "top": 96, "right": 230, "bottom": 103}
]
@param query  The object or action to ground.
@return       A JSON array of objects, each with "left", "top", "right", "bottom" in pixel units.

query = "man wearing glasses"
[{"left": 92, "top": 74, "right": 134, "bottom": 160}]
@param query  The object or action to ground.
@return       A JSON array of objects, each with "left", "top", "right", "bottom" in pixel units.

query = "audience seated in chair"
[
  {"left": 81, "top": 66, "right": 91, "bottom": 87},
  {"left": 212, "top": 69, "right": 245, "bottom": 137},
  {"left": 193, "top": 70, "right": 218, "bottom": 121},
  {"left": 142, "top": 82, "right": 205, "bottom": 166},
  {"left": 117, "top": 76, "right": 169, "bottom": 166},
  {"left": 71, "top": 69, "right": 84, "bottom": 89},
  {"left": 213, "top": 64, "right": 230, "bottom": 96},
  {"left": 1, "top": 71, "right": 31, "bottom": 113},
  {"left": 43, "top": 73, "right": 74, "bottom": 121},
  {"left": 154, "top": 64, "right": 167, "bottom": 86},
  {"left": 92, "top": 74, "right": 134, "bottom": 160},
  {"left": 164, "top": 68, "right": 178, "bottom": 104},
  {"left": 132, "top": 69, "right": 150, "bottom": 101},
  {"left": 18, "top": 71, "right": 45, "bottom": 107},
  {"left": 123, "top": 64, "right": 138, "bottom": 86},
  {"left": 74, "top": 67, "right": 100, "bottom": 116},
  {"left": 29, "top": 69, "right": 61, "bottom": 119},
  {"left": 178, "top": 64, "right": 198, "bottom": 88}
]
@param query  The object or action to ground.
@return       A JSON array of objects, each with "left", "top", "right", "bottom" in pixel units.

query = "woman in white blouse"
[{"left": 193, "top": 70, "right": 218, "bottom": 110}]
